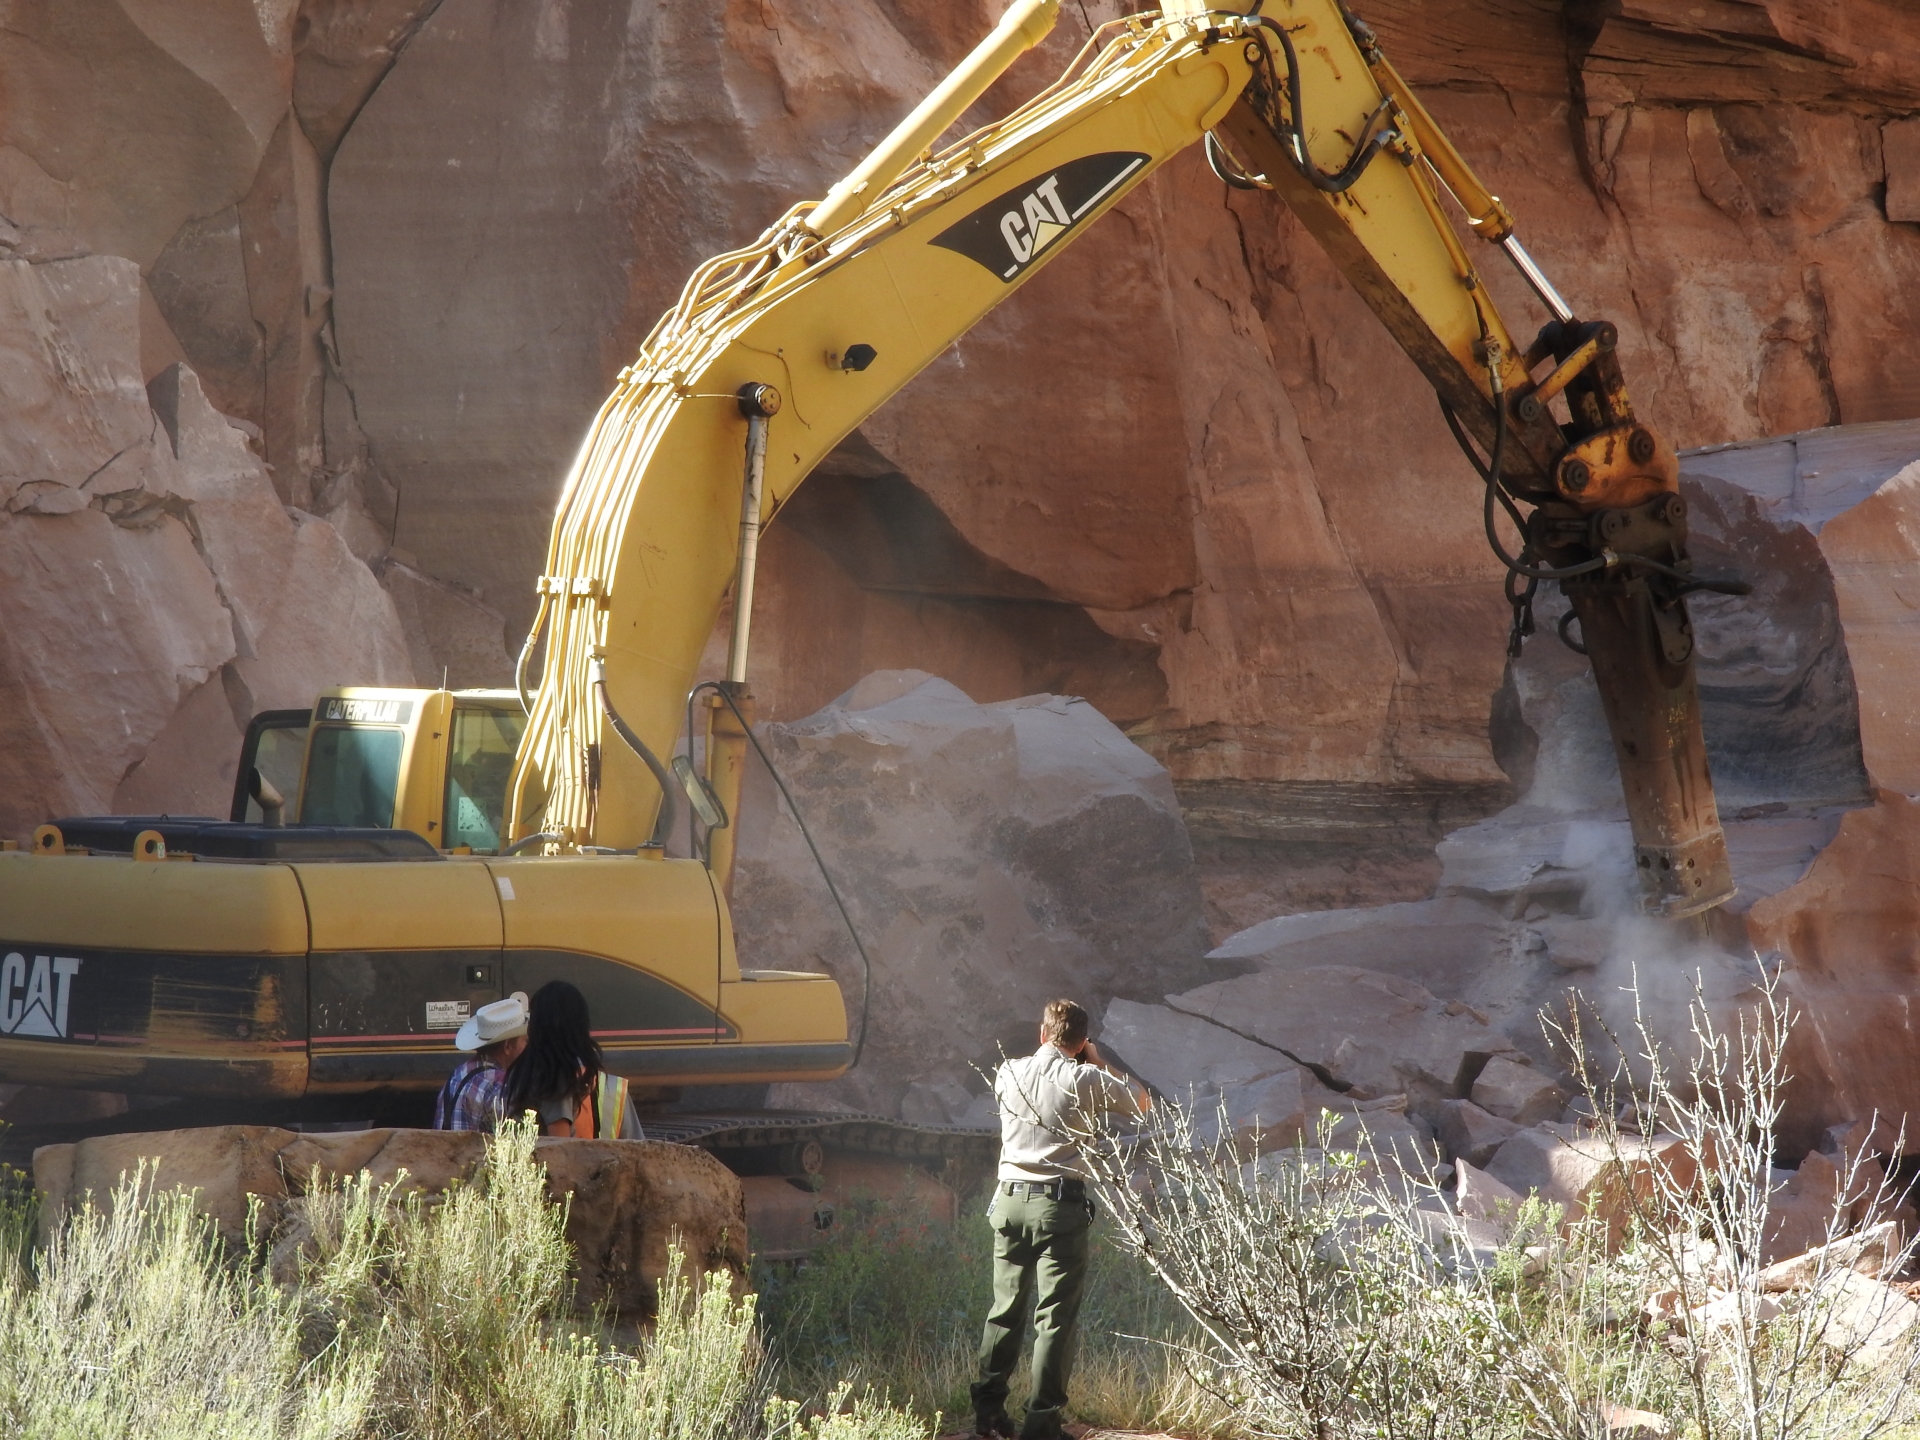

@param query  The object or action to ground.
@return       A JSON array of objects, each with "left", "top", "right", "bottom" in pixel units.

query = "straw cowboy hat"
[{"left": 455, "top": 991, "right": 530, "bottom": 1051}]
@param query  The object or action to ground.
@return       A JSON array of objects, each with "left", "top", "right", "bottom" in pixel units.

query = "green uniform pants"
[{"left": 971, "top": 1187, "right": 1091, "bottom": 1439}]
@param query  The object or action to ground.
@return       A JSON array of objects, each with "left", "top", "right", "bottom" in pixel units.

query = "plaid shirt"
[{"left": 432, "top": 1057, "right": 508, "bottom": 1132}]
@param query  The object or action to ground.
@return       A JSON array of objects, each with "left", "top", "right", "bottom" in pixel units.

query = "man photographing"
[{"left": 973, "top": 999, "right": 1151, "bottom": 1440}]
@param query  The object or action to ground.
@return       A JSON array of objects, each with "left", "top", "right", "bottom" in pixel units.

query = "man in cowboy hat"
[{"left": 432, "top": 991, "right": 530, "bottom": 1132}]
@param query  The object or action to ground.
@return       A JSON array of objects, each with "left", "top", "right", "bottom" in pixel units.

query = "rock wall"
[
  {"left": 11, "top": 0, "right": 1920, "bottom": 875},
  {"left": 0, "top": 255, "right": 412, "bottom": 829},
  {"left": 0, "top": 0, "right": 504, "bottom": 839}
]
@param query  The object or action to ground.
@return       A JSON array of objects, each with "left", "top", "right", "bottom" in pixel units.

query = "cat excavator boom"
[{"left": 0, "top": 0, "right": 1736, "bottom": 1115}]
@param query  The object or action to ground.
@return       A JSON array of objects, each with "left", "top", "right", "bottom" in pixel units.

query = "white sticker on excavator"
[
  {"left": 425, "top": 1001, "right": 470, "bottom": 1031},
  {"left": 0, "top": 953, "right": 80, "bottom": 1038}
]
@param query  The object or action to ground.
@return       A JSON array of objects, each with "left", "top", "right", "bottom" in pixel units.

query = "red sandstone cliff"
[{"left": 5, "top": 0, "right": 1920, "bottom": 875}]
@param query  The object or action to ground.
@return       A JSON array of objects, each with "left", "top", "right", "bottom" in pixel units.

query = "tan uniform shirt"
[{"left": 993, "top": 1044, "right": 1142, "bottom": 1182}]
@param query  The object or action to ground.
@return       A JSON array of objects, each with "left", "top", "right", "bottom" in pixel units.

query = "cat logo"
[
  {"left": 931, "top": 151, "right": 1150, "bottom": 283},
  {"left": 0, "top": 953, "right": 80, "bottom": 1038},
  {"left": 321, "top": 697, "right": 411, "bottom": 724}
]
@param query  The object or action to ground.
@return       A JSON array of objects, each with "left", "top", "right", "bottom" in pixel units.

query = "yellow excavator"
[{"left": 0, "top": 0, "right": 1742, "bottom": 1130}]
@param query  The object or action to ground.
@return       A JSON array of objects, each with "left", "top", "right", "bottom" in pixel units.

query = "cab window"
[
  {"left": 301, "top": 726, "right": 404, "bottom": 828},
  {"left": 445, "top": 706, "right": 525, "bottom": 852}
]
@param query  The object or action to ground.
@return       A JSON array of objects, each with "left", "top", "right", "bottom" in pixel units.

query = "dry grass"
[{"left": 753, "top": 1193, "right": 1235, "bottom": 1435}]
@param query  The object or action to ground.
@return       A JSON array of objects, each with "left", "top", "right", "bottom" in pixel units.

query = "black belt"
[{"left": 1000, "top": 1178, "right": 1085, "bottom": 1200}]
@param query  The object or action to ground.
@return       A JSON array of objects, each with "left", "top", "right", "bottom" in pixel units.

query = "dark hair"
[
  {"left": 505, "top": 980, "right": 601, "bottom": 1120},
  {"left": 1041, "top": 998, "right": 1088, "bottom": 1049}
]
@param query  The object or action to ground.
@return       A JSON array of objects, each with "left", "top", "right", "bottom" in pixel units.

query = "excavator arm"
[{"left": 512, "top": 0, "right": 1738, "bottom": 919}]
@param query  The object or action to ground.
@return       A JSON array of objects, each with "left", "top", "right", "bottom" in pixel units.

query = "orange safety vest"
[{"left": 562, "top": 1071, "right": 631, "bottom": 1139}]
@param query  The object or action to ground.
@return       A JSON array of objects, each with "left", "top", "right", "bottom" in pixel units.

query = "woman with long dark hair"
[{"left": 504, "top": 980, "right": 643, "bottom": 1138}]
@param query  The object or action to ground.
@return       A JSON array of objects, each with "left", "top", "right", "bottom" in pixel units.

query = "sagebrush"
[{"left": 0, "top": 1120, "right": 926, "bottom": 1440}]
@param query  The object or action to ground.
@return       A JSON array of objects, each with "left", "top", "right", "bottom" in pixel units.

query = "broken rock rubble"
[
  {"left": 1760, "top": 1220, "right": 1904, "bottom": 1292},
  {"left": 1470, "top": 1056, "right": 1568, "bottom": 1126},
  {"left": 1656, "top": 1257, "right": 1920, "bottom": 1369},
  {"left": 1437, "top": 1100, "right": 1519, "bottom": 1169}
]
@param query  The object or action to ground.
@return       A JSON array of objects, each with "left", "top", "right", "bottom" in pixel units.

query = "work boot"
[{"left": 973, "top": 1410, "right": 1015, "bottom": 1438}]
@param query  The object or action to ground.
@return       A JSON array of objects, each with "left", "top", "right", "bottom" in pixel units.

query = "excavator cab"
[{"left": 230, "top": 689, "right": 527, "bottom": 852}]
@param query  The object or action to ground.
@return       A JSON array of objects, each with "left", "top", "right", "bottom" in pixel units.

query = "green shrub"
[
  {"left": 0, "top": 1156, "right": 38, "bottom": 1277},
  {"left": 0, "top": 1121, "right": 925, "bottom": 1440},
  {"left": 0, "top": 1163, "right": 371, "bottom": 1440}
]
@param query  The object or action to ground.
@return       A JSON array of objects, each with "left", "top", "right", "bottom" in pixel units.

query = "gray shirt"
[{"left": 993, "top": 1044, "right": 1142, "bottom": 1182}]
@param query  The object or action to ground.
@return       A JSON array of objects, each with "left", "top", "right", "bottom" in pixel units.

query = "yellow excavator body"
[{"left": 0, "top": 686, "right": 848, "bottom": 1098}]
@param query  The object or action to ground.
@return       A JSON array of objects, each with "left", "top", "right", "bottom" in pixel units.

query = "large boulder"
[
  {"left": 1098, "top": 998, "right": 1327, "bottom": 1151},
  {"left": 34, "top": 1123, "right": 293, "bottom": 1244},
  {"left": 1483, "top": 1125, "right": 1697, "bottom": 1249},
  {"left": 1204, "top": 895, "right": 1517, "bottom": 1004},
  {"left": 1198, "top": 891, "right": 1593, "bottom": 1079},
  {"left": 35, "top": 1124, "right": 747, "bottom": 1315},
  {"left": 1193, "top": 1068, "right": 1310, "bottom": 1155},
  {"left": 731, "top": 671, "right": 1209, "bottom": 1120},
  {"left": 1163, "top": 963, "right": 1506, "bottom": 1115},
  {"left": 1098, "top": 998, "right": 1303, "bottom": 1100}
]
